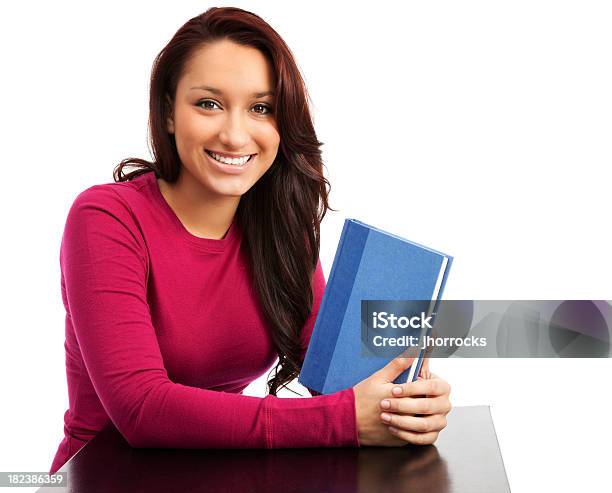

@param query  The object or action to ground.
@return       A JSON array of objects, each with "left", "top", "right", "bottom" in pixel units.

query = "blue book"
[{"left": 299, "top": 219, "right": 452, "bottom": 394}]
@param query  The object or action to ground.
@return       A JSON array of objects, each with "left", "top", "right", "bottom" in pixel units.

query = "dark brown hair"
[{"left": 113, "top": 7, "right": 330, "bottom": 395}]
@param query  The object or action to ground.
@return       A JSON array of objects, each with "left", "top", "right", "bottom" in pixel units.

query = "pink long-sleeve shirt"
[{"left": 50, "top": 170, "right": 359, "bottom": 474}]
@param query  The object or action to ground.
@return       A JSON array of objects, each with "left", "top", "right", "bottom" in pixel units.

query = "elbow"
[
  {"left": 116, "top": 389, "right": 163, "bottom": 448},
  {"left": 122, "top": 427, "right": 148, "bottom": 449},
  {"left": 113, "top": 382, "right": 170, "bottom": 449},
  {"left": 115, "top": 419, "right": 152, "bottom": 448},
  {"left": 121, "top": 416, "right": 170, "bottom": 448},
  {"left": 120, "top": 424, "right": 145, "bottom": 448}
]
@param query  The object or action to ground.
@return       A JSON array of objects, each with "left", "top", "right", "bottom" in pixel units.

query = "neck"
[{"left": 157, "top": 168, "right": 240, "bottom": 240}]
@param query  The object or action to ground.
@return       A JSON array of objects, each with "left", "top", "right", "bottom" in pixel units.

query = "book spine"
[
  {"left": 318, "top": 220, "right": 369, "bottom": 393},
  {"left": 299, "top": 220, "right": 359, "bottom": 392}
]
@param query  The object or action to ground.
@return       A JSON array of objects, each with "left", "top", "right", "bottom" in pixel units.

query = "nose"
[{"left": 218, "top": 110, "right": 250, "bottom": 150}]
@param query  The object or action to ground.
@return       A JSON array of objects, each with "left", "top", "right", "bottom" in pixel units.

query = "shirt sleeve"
[{"left": 60, "top": 186, "right": 359, "bottom": 450}]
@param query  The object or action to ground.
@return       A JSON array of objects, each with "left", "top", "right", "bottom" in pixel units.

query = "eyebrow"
[{"left": 189, "top": 85, "right": 274, "bottom": 98}]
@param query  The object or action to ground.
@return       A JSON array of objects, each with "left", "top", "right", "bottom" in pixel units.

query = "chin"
[{"left": 211, "top": 182, "right": 253, "bottom": 198}]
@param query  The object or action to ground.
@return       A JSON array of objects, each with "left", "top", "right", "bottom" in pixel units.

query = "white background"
[{"left": 0, "top": 1, "right": 610, "bottom": 492}]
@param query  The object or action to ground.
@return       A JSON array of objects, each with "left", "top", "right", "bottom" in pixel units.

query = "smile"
[{"left": 205, "top": 150, "right": 254, "bottom": 166}]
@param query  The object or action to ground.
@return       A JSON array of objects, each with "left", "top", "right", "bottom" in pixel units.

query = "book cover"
[{"left": 299, "top": 219, "right": 452, "bottom": 394}]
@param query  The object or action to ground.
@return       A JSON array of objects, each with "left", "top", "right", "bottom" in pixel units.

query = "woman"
[{"left": 50, "top": 6, "right": 451, "bottom": 474}]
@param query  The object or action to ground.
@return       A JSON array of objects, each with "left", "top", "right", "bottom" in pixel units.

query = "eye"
[
  {"left": 197, "top": 99, "right": 221, "bottom": 110},
  {"left": 252, "top": 103, "right": 272, "bottom": 115}
]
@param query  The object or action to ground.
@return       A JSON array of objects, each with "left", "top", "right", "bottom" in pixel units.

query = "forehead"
[{"left": 178, "top": 39, "right": 275, "bottom": 94}]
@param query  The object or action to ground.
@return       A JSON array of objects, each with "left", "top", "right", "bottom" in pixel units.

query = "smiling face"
[{"left": 166, "top": 39, "right": 280, "bottom": 198}]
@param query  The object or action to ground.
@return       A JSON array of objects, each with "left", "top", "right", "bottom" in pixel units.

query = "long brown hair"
[{"left": 113, "top": 7, "right": 330, "bottom": 395}]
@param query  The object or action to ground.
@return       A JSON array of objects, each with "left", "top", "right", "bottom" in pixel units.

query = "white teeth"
[{"left": 208, "top": 151, "right": 251, "bottom": 166}]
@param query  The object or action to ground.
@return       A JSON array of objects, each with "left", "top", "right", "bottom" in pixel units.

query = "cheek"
[
  {"left": 256, "top": 123, "right": 280, "bottom": 154},
  {"left": 175, "top": 109, "right": 210, "bottom": 147}
]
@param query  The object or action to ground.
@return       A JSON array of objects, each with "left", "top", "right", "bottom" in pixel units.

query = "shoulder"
[
  {"left": 68, "top": 172, "right": 155, "bottom": 226},
  {"left": 63, "top": 173, "right": 155, "bottom": 252},
  {"left": 69, "top": 172, "right": 153, "bottom": 216}
]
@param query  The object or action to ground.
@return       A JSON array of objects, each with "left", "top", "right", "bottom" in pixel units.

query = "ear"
[{"left": 165, "top": 93, "right": 175, "bottom": 134}]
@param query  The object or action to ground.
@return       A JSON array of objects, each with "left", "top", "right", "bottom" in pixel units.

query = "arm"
[{"left": 61, "top": 187, "right": 358, "bottom": 449}]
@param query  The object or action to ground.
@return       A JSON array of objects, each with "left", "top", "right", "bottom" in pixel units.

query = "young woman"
[{"left": 50, "top": 7, "right": 451, "bottom": 474}]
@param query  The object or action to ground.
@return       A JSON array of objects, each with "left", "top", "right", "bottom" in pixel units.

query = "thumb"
[{"left": 373, "top": 355, "right": 415, "bottom": 383}]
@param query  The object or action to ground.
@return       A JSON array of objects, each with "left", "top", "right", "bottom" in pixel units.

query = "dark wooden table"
[{"left": 39, "top": 405, "right": 510, "bottom": 492}]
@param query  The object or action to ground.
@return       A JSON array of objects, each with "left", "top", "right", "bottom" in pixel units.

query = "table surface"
[{"left": 39, "top": 405, "right": 510, "bottom": 493}]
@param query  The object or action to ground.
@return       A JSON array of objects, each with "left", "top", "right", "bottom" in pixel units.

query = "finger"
[
  {"left": 427, "top": 373, "right": 450, "bottom": 396},
  {"left": 389, "top": 375, "right": 450, "bottom": 398},
  {"left": 419, "top": 357, "right": 431, "bottom": 379},
  {"left": 373, "top": 355, "right": 416, "bottom": 383},
  {"left": 387, "top": 426, "right": 440, "bottom": 446},
  {"left": 381, "top": 412, "right": 447, "bottom": 433},
  {"left": 381, "top": 395, "right": 451, "bottom": 415}
]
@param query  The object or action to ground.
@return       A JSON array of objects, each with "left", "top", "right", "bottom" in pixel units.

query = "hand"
[
  {"left": 379, "top": 363, "right": 451, "bottom": 446},
  {"left": 353, "top": 356, "right": 419, "bottom": 446}
]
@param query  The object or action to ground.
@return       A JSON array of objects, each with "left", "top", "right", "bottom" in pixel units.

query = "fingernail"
[
  {"left": 381, "top": 413, "right": 391, "bottom": 422},
  {"left": 381, "top": 400, "right": 391, "bottom": 409},
  {"left": 392, "top": 387, "right": 403, "bottom": 396},
  {"left": 388, "top": 426, "right": 398, "bottom": 433}
]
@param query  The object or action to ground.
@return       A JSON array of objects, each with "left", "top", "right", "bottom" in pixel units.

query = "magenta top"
[{"left": 50, "top": 171, "right": 359, "bottom": 474}]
